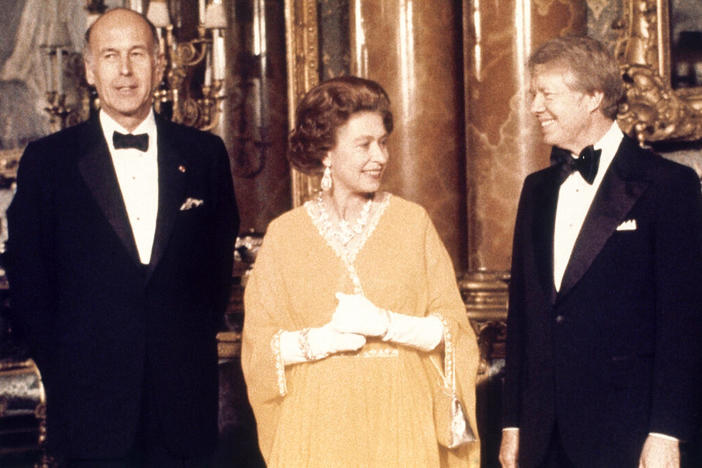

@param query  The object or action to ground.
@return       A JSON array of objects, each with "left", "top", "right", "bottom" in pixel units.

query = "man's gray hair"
[{"left": 528, "top": 35, "right": 623, "bottom": 120}]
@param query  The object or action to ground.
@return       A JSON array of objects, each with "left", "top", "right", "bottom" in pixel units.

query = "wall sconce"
[
  {"left": 43, "top": 0, "right": 228, "bottom": 133},
  {"left": 41, "top": 1, "right": 102, "bottom": 131},
  {"left": 148, "top": 0, "right": 229, "bottom": 131},
  {"left": 40, "top": 21, "right": 76, "bottom": 130}
]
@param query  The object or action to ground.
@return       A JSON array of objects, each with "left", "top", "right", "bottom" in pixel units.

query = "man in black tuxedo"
[
  {"left": 5, "top": 8, "right": 238, "bottom": 467},
  {"left": 499, "top": 36, "right": 702, "bottom": 468}
]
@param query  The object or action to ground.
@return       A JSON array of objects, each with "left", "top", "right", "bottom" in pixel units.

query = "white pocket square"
[
  {"left": 180, "top": 198, "right": 204, "bottom": 211},
  {"left": 616, "top": 219, "right": 637, "bottom": 231}
]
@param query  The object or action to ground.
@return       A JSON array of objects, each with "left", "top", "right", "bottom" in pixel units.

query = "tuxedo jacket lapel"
[
  {"left": 78, "top": 118, "right": 141, "bottom": 264},
  {"left": 147, "top": 118, "right": 188, "bottom": 275},
  {"left": 557, "top": 137, "right": 651, "bottom": 299}
]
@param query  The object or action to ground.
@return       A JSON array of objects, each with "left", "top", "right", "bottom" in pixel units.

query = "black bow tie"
[
  {"left": 550, "top": 145, "right": 601, "bottom": 184},
  {"left": 113, "top": 131, "right": 149, "bottom": 152}
]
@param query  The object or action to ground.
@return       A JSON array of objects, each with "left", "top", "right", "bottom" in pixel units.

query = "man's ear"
[
  {"left": 323, "top": 154, "right": 331, "bottom": 168},
  {"left": 586, "top": 90, "right": 605, "bottom": 114},
  {"left": 84, "top": 58, "right": 95, "bottom": 86}
]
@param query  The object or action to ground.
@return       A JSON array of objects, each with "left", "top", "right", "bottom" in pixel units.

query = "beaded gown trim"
[
  {"left": 305, "top": 192, "right": 391, "bottom": 295},
  {"left": 271, "top": 330, "right": 288, "bottom": 396}
]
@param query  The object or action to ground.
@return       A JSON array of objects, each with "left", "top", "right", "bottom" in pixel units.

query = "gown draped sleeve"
[
  {"left": 240, "top": 216, "right": 292, "bottom": 457},
  {"left": 420, "top": 209, "right": 481, "bottom": 466}
]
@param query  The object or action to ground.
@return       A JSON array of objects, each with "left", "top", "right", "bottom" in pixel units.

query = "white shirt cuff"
[{"left": 649, "top": 432, "right": 678, "bottom": 442}]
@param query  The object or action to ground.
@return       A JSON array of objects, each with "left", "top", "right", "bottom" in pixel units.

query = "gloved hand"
[
  {"left": 279, "top": 324, "right": 366, "bottom": 365},
  {"left": 382, "top": 312, "right": 444, "bottom": 351},
  {"left": 331, "top": 292, "right": 390, "bottom": 337}
]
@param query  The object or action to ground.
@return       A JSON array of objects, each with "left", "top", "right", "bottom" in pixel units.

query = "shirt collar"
[
  {"left": 593, "top": 120, "right": 623, "bottom": 155},
  {"left": 591, "top": 121, "right": 623, "bottom": 184},
  {"left": 100, "top": 109, "right": 157, "bottom": 154}
]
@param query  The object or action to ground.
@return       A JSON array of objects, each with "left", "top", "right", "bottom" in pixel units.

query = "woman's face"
[{"left": 324, "top": 111, "right": 389, "bottom": 198}]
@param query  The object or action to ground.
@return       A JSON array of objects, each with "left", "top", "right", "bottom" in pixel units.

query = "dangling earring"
[{"left": 321, "top": 165, "right": 332, "bottom": 191}]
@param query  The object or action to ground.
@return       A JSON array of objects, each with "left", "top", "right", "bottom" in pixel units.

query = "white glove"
[
  {"left": 382, "top": 312, "right": 444, "bottom": 351},
  {"left": 331, "top": 292, "right": 390, "bottom": 337},
  {"left": 279, "top": 324, "right": 366, "bottom": 365}
]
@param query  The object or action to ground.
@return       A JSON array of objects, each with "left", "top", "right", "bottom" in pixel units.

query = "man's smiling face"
[{"left": 529, "top": 64, "right": 597, "bottom": 154}]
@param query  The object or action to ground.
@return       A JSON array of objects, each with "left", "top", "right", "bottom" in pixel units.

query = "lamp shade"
[
  {"left": 147, "top": 0, "right": 171, "bottom": 28},
  {"left": 128, "top": 0, "right": 144, "bottom": 13},
  {"left": 47, "top": 21, "right": 71, "bottom": 48},
  {"left": 204, "top": 1, "right": 227, "bottom": 29}
]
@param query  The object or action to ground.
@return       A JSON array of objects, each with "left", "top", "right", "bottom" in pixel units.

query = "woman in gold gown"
[{"left": 241, "top": 76, "right": 480, "bottom": 467}]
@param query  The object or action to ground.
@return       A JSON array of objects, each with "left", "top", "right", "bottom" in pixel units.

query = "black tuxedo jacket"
[
  {"left": 5, "top": 114, "right": 238, "bottom": 458},
  {"left": 504, "top": 135, "right": 702, "bottom": 467}
]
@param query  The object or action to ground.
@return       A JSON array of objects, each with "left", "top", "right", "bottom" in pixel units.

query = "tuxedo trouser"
[
  {"left": 537, "top": 424, "right": 576, "bottom": 468},
  {"left": 63, "top": 356, "right": 213, "bottom": 468}
]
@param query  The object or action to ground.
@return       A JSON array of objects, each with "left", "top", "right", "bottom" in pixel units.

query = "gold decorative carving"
[
  {"left": 459, "top": 270, "right": 509, "bottom": 375},
  {"left": 0, "top": 358, "right": 51, "bottom": 464},
  {"left": 586, "top": 0, "right": 610, "bottom": 20},
  {"left": 152, "top": 26, "right": 226, "bottom": 132},
  {"left": 216, "top": 331, "right": 242, "bottom": 359},
  {"left": 614, "top": 0, "right": 702, "bottom": 143},
  {"left": 460, "top": 270, "right": 510, "bottom": 324},
  {"left": 285, "top": 0, "right": 320, "bottom": 207}
]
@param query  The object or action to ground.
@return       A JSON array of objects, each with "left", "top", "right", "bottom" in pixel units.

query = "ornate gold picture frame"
[
  {"left": 284, "top": 0, "right": 320, "bottom": 207},
  {"left": 615, "top": 0, "right": 702, "bottom": 144}
]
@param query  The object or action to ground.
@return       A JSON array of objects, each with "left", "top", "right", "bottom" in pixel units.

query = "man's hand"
[
  {"left": 638, "top": 434, "right": 679, "bottom": 468},
  {"left": 499, "top": 428, "right": 519, "bottom": 468}
]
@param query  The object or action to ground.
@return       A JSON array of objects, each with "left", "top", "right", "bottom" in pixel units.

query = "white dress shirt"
[
  {"left": 553, "top": 122, "right": 622, "bottom": 291},
  {"left": 99, "top": 110, "right": 159, "bottom": 264}
]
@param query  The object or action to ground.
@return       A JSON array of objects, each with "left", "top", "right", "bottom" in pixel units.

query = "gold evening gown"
[{"left": 242, "top": 194, "right": 480, "bottom": 467}]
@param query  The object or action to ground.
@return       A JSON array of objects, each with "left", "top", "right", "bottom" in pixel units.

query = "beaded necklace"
[{"left": 315, "top": 193, "right": 373, "bottom": 246}]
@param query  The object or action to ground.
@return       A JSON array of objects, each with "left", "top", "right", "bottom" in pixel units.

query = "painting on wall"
[{"left": 671, "top": 0, "right": 702, "bottom": 88}]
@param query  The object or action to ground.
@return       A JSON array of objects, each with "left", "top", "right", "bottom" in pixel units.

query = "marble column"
[
  {"left": 349, "top": 0, "right": 466, "bottom": 271},
  {"left": 218, "top": 0, "right": 292, "bottom": 234},
  {"left": 464, "top": 0, "right": 586, "bottom": 274},
  {"left": 461, "top": 0, "right": 586, "bottom": 315}
]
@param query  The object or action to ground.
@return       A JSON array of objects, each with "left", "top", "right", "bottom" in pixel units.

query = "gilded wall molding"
[
  {"left": 614, "top": 0, "right": 702, "bottom": 143},
  {"left": 459, "top": 270, "right": 510, "bottom": 375},
  {"left": 285, "top": 0, "right": 321, "bottom": 207}
]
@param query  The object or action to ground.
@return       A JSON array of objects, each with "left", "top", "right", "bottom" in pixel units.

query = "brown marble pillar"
[
  {"left": 217, "top": 0, "right": 292, "bottom": 234},
  {"left": 349, "top": 0, "right": 466, "bottom": 271},
  {"left": 464, "top": 0, "right": 586, "bottom": 274},
  {"left": 461, "top": 0, "right": 586, "bottom": 316}
]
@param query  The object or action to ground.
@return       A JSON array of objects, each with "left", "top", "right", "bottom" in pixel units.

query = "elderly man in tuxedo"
[
  {"left": 5, "top": 8, "right": 238, "bottom": 467},
  {"left": 499, "top": 36, "right": 702, "bottom": 468}
]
